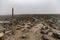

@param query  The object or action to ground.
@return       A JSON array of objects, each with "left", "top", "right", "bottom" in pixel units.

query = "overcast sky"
[{"left": 0, "top": 0, "right": 60, "bottom": 15}]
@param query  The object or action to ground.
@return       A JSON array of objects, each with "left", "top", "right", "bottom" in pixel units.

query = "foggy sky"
[{"left": 0, "top": 0, "right": 60, "bottom": 15}]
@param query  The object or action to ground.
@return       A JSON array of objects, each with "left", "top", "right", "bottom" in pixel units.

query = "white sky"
[{"left": 0, "top": 0, "right": 60, "bottom": 15}]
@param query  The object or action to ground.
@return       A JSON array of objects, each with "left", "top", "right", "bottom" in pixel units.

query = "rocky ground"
[{"left": 0, "top": 15, "right": 60, "bottom": 40}]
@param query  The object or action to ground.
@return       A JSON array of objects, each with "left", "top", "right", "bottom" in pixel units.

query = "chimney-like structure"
[
  {"left": 12, "top": 8, "right": 15, "bottom": 35},
  {"left": 12, "top": 8, "right": 14, "bottom": 18}
]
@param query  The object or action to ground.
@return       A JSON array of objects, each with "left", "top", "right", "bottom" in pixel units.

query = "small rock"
[{"left": 21, "top": 35, "right": 27, "bottom": 39}]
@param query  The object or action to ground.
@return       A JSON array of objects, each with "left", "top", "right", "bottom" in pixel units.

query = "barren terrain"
[{"left": 0, "top": 14, "right": 60, "bottom": 40}]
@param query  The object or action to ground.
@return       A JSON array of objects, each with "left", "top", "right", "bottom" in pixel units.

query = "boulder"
[
  {"left": 52, "top": 29, "right": 60, "bottom": 39},
  {"left": 42, "top": 35, "right": 49, "bottom": 40}
]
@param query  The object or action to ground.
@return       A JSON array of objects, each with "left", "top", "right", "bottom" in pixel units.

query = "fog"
[{"left": 0, "top": 0, "right": 60, "bottom": 15}]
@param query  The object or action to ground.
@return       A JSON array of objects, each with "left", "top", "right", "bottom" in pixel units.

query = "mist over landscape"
[{"left": 0, "top": 0, "right": 60, "bottom": 15}]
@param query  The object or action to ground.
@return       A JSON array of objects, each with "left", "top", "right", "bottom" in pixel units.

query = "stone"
[
  {"left": 21, "top": 34, "right": 27, "bottom": 39},
  {"left": 0, "top": 32, "right": 4, "bottom": 37},
  {"left": 52, "top": 29, "right": 60, "bottom": 39},
  {"left": 42, "top": 35, "right": 49, "bottom": 40}
]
